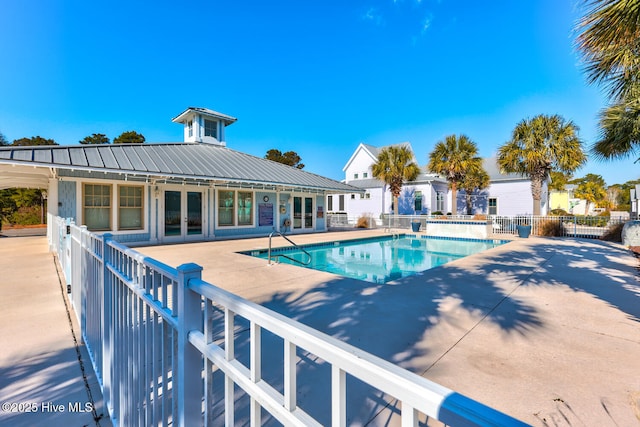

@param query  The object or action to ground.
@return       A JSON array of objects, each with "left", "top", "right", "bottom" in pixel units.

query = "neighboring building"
[
  {"left": 326, "top": 143, "right": 450, "bottom": 219},
  {"left": 631, "top": 184, "right": 640, "bottom": 218},
  {"left": 549, "top": 185, "right": 591, "bottom": 215},
  {"left": 478, "top": 158, "right": 550, "bottom": 216},
  {"left": 0, "top": 107, "right": 361, "bottom": 244},
  {"left": 329, "top": 143, "right": 550, "bottom": 218}
]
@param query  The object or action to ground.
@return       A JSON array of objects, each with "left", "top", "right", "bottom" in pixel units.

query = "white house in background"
[
  {"left": 469, "top": 158, "right": 550, "bottom": 216},
  {"left": 327, "top": 142, "right": 450, "bottom": 218},
  {"left": 328, "top": 143, "right": 549, "bottom": 218}
]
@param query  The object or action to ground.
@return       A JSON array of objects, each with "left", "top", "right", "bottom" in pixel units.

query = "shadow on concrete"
[
  {"left": 203, "top": 238, "right": 638, "bottom": 425},
  {"left": 0, "top": 347, "right": 106, "bottom": 427}
]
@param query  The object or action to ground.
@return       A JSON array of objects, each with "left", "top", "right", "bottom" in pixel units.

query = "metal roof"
[
  {"left": 171, "top": 107, "right": 238, "bottom": 125},
  {"left": 483, "top": 157, "right": 527, "bottom": 182},
  {"left": 0, "top": 143, "right": 362, "bottom": 192}
]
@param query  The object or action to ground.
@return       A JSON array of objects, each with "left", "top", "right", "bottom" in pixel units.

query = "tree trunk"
[
  {"left": 530, "top": 176, "right": 543, "bottom": 216},
  {"left": 466, "top": 193, "right": 473, "bottom": 215},
  {"left": 451, "top": 182, "right": 457, "bottom": 215}
]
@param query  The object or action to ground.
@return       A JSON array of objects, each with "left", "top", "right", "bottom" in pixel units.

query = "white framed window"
[
  {"left": 339, "top": 195, "right": 345, "bottom": 211},
  {"left": 238, "top": 191, "right": 253, "bottom": 225},
  {"left": 218, "top": 190, "right": 254, "bottom": 226},
  {"left": 488, "top": 197, "right": 498, "bottom": 215},
  {"left": 327, "top": 195, "right": 333, "bottom": 211},
  {"left": 204, "top": 119, "right": 217, "bottom": 138},
  {"left": 118, "top": 185, "right": 143, "bottom": 230},
  {"left": 363, "top": 172, "right": 368, "bottom": 178},
  {"left": 187, "top": 120, "right": 193, "bottom": 137},
  {"left": 436, "top": 192, "right": 444, "bottom": 212},
  {"left": 415, "top": 191, "right": 422, "bottom": 212},
  {"left": 84, "top": 184, "right": 111, "bottom": 231},
  {"left": 354, "top": 173, "right": 359, "bottom": 179}
]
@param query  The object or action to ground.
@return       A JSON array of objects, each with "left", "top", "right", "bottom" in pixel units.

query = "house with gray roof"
[
  {"left": 330, "top": 143, "right": 548, "bottom": 219},
  {"left": 327, "top": 142, "right": 450, "bottom": 219},
  {"left": 0, "top": 107, "right": 361, "bottom": 244},
  {"left": 469, "top": 157, "right": 549, "bottom": 216}
]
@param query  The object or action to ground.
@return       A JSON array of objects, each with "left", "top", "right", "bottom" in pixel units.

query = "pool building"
[{"left": 0, "top": 107, "right": 361, "bottom": 244}]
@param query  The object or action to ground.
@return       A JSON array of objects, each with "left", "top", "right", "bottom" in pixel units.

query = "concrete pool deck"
[
  {"left": 137, "top": 230, "right": 640, "bottom": 426},
  {"left": 0, "top": 231, "right": 638, "bottom": 425}
]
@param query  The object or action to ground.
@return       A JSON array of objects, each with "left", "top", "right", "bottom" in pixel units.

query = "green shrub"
[
  {"left": 549, "top": 209, "right": 568, "bottom": 216},
  {"left": 8, "top": 206, "right": 42, "bottom": 225},
  {"left": 573, "top": 215, "right": 609, "bottom": 227}
]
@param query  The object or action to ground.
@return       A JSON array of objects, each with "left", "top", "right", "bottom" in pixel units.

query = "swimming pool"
[{"left": 245, "top": 235, "right": 507, "bottom": 283}]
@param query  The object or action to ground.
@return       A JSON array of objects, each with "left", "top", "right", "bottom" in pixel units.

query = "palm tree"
[
  {"left": 371, "top": 145, "right": 420, "bottom": 216},
  {"left": 427, "top": 134, "right": 483, "bottom": 215},
  {"left": 591, "top": 95, "right": 640, "bottom": 161},
  {"left": 575, "top": 0, "right": 640, "bottom": 100},
  {"left": 575, "top": 0, "right": 640, "bottom": 160},
  {"left": 459, "top": 168, "right": 490, "bottom": 215},
  {"left": 574, "top": 181, "right": 608, "bottom": 215},
  {"left": 497, "top": 114, "right": 586, "bottom": 216}
]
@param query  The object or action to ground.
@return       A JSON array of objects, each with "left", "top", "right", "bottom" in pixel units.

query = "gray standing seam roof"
[{"left": 0, "top": 143, "right": 361, "bottom": 192}]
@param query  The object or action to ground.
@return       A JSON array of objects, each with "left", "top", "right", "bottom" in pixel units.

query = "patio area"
[
  {"left": 137, "top": 230, "right": 640, "bottom": 426},
  {"left": 0, "top": 230, "right": 638, "bottom": 425}
]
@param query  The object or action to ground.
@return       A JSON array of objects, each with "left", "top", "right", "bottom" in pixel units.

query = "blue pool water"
[{"left": 246, "top": 235, "right": 507, "bottom": 284}]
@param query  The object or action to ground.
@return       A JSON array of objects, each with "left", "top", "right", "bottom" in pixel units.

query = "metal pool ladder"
[{"left": 267, "top": 231, "right": 312, "bottom": 266}]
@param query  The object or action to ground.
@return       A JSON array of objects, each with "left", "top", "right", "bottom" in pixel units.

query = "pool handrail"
[{"left": 267, "top": 230, "right": 312, "bottom": 266}]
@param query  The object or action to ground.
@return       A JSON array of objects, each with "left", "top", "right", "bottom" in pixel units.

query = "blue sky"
[{"left": 0, "top": 0, "right": 636, "bottom": 186}]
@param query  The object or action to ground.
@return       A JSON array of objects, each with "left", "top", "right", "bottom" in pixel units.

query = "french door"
[
  {"left": 163, "top": 189, "right": 204, "bottom": 241},
  {"left": 292, "top": 196, "right": 313, "bottom": 231}
]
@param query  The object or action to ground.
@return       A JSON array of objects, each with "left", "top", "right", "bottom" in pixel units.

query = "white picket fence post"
[
  {"left": 176, "top": 263, "right": 203, "bottom": 427},
  {"left": 101, "top": 233, "right": 114, "bottom": 421}
]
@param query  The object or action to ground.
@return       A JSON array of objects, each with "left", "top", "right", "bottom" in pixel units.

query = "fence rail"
[
  {"left": 327, "top": 212, "right": 628, "bottom": 239},
  {"left": 48, "top": 214, "right": 527, "bottom": 426}
]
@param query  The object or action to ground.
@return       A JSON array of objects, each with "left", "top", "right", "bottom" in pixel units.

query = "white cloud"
[
  {"left": 362, "top": 7, "right": 384, "bottom": 26},
  {"left": 422, "top": 14, "right": 433, "bottom": 33}
]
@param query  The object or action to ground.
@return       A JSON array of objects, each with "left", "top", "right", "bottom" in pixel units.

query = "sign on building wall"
[{"left": 259, "top": 203, "right": 274, "bottom": 226}]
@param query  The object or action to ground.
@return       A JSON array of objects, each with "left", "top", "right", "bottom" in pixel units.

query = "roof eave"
[{"left": 171, "top": 107, "right": 238, "bottom": 126}]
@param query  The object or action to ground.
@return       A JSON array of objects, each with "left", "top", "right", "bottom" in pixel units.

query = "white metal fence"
[
  {"left": 48, "top": 214, "right": 527, "bottom": 426},
  {"left": 488, "top": 215, "right": 627, "bottom": 238},
  {"left": 327, "top": 213, "right": 628, "bottom": 239}
]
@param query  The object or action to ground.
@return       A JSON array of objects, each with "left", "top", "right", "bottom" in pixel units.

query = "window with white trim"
[
  {"left": 204, "top": 119, "right": 217, "bottom": 138},
  {"left": 119, "top": 185, "right": 143, "bottom": 230},
  {"left": 84, "top": 184, "right": 111, "bottom": 231},
  {"left": 436, "top": 192, "right": 444, "bottom": 212},
  {"left": 218, "top": 190, "right": 254, "bottom": 226},
  {"left": 488, "top": 197, "right": 498, "bottom": 215},
  {"left": 414, "top": 191, "right": 422, "bottom": 212}
]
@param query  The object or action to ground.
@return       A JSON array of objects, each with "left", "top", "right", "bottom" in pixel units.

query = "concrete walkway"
[
  {"left": 138, "top": 232, "right": 640, "bottom": 426},
  {"left": 0, "top": 236, "right": 108, "bottom": 427}
]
